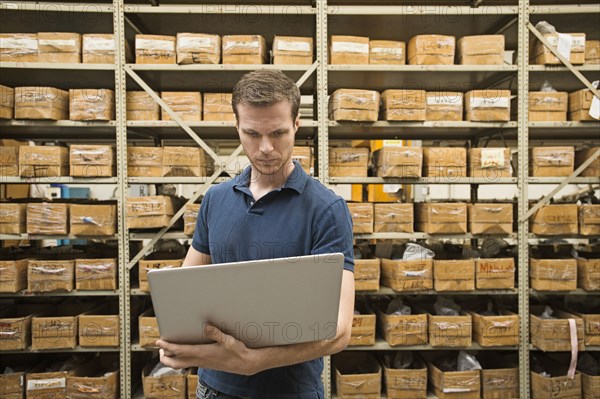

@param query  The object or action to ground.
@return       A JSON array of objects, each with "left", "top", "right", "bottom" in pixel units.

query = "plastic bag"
[
  {"left": 403, "top": 243, "right": 435, "bottom": 261},
  {"left": 481, "top": 302, "right": 497, "bottom": 316},
  {"left": 458, "top": 351, "right": 482, "bottom": 371},
  {"left": 535, "top": 21, "right": 557, "bottom": 34},
  {"left": 540, "top": 80, "right": 557, "bottom": 92},
  {"left": 354, "top": 309, "right": 361, "bottom": 315},
  {"left": 3, "top": 367, "right": 14, "bottom": 374},
  {"left": 386, "top": 297, "right": 412, "bottom": 315},
  {"left": 434, "top": 296, "right": 461, "bottom": 316},
  {"left": 480, "top": 238, "right": 509, "bottom": 258},
  {"left": 577, "top": 353, "right": 600, "bottom": 376},
  {"left": 540, "top": 305, "right": 555, "bottom": 319},
  {"left": 392, "top": 352, "right": 414, "bottom": 369},
  {"left": 438, "top": 357, "right": 458, "bottom": 372},
  {"left": 150, "top": 362, "right": 183, "bottom": 377}
]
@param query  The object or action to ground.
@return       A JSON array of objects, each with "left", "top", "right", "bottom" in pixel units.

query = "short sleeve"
[
  {"left": 311, "top": 198, "right": 354, "bottom": 272},
  {"left": 191, "top": 190, "right": 211, "bottom": 255}
]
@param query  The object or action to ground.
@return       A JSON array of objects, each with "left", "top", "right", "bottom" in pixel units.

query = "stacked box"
[
  {"left": 531, "top": 369, "right": 582, "bottom": 399},
  {"left": 415, "top": 202, "right": 467, "bottom": 234},
  {"left": 530, "top": 203, "right": 578, "bottom": 235},
  {"left": 349, "top": 304, "right": 376, "bottom": 346},
  {"left": 334, "top": 352, "right": 381, "bottom": 399},
  {"left": 76, "top": 258, "right": 117, "bottom": 291},
  {"left": 329, "top": 147, "right": 369, "bottom": 177},
  {"left": 381, "top": 89, "right": 426, "bottom": 121},
  {"left": 15, "top": 86, "right": 69, "bottom": 120},
  {"left": 291, "top": 146, "right": 312, "bottom": 174},
  {"left": 347, "top": 202, "right": 373, "bottom": 233},
  {"left": 329, "top": 89, "right": 380, "bottom": 122},
  {"left": 38, "top": 32, "right": 81, "bottom": 63},
  {"left": 569, "top": 310, "right": 599, "bottom": 346},
  {"left": 569, "top": 89, "right": 596, "bottom": 121},
  {"left": 330, "top": 35, "right": 369, "bottom": 64},
  {"left": 222, "top": 35, "right": 267, "bottom": 64},
  {"left": 530, "top": 258, "right": 577, "bottom": 291},
  {"left": 408, "top": 35, "right": 455, "bottom": 65},
  {"left": 528, "top": 91, "right": 568, "bottom": 122},
  {"left": 530, "top": 307, "right": 585, "bottom": 351},
  {"left": 575, "top": 147, "right": 600, "bottom": 177},
  {"left": 0, "top": 358, "right": 30, "bottom": 398},
  {"left": 532, "top": 32, "right": 586, "bottom": 65},
  {"left": 0, "top": 307, "right": 36, "bottom": 351},
  {"left": 375, "top": 303, "right": 428, "bottom": 346},
  {"left": 26, "top": 361, "right": 86, "bottom": 399},
  {"left": 0, "top": 84, "right": 15, "bottom": 119},
  {"left": 161, "top": 92, "right": 202, "bottom": 121},
  {"left": 142, "top": 360, "right": 187, "bottom": 398},
  {"left": 70, "top": 145, "right": 115, "bottom": 177},
  {"left": 580, "top": 204, "right": 600, "bottom": 236},
  {"left": 428, "top": 311, "right": 472, "bottom": 347},
  {"left": 187, "top": 369, "right": 198, "bottom": 399},
  {"left": 582, "top": 369, "right": 600, "bottom": 399},
  {"left": 28, "top": 259, "right": 74, "bottom": 292},
  {"left": 475, "top": 258, "right": 515, "bottom": 289},
  {"left": 577, "top": 254, "right": 600, "bottom": 291},
  {"left": 273, "top": 36, "right": 313, "bottom": 64},
  {"left": 126, "top": 196, "right": 176, "bottom": 229},
  {"left": 0, "top": 203, "right": 26, "bottom": 234},
  {"left": 162, "top": 146, "right": 205, "bottom": 177},
  {"left": 354, "top": 258, "right": 380, "bottom": 291},
  {"left": 0, "top": 33, "right": 38, "bottom": 62},
  {"left": 468, "top": 148, "right": 512, "bottom": 178},
  {"left": 471, "top": 309, "right": 519, "bottom": 347},
  {"left": 139, "top": 308, "right": 159, "bottom": 347},
  {"left": 465, "top": 90, "right": 511, "bottom": 121},
  {"left": 19, "top": 146, "right": 68, "bottom": 177},
  {"left": 139, "top": 259, "right": 182, "bottom": 292},
  {"left": 82, "top": 34, "right": 115, "bottom": 64},
  {"left": 369, "top": 40, "right": 405, "bottom": 64},
  {"left": 374, "top": 203, "right": 414, "bottom": 233},
  {"left": 433, "top": 259, "right": 475, "bottom": 291},
  {"left": 79, "top": 308, "right": 119, "bottom": 347},
  {"left": 31, "top": 304, "right": 93, "bottom": 350},
  {"left": 380, "top": 258, "right": 434, "bottom": 292},
  {"left": 67, "top": 368, "right": 118, "bottom": 399},
  {"left": 176, "top": 33, "right": 220, "bottom": 64},
  {"left": 127, "top": 91, "right": 160, "bottom": 121},
  {"left": 0, "top": 259, "right": 27, "bottom": 293},
  {"left": 27, "top": 202, "right": 68, "bottom": 235},
  {"left": 586, "top": 40, "right": 600, "bottom": 64},
  {"left": 530, "top": 146, "right": 574, "bottom": 177},
  {"left": 69, "top": 89, "right": 115, "bottom": 121},
  {"left": 468, "top": 203, "right": 513, "bottom": 235},
  {"left": 70, "top": 204, "right": 117, "bottom": 236},
  {"left": 426, "top": 91, "right": 463, "bottom": 121},
  {"left": 0, "top": 146, "right": 18, "bottom": 176},
  {"left": 423, "top": 147, "right": 467, "bottom": 178},
  {"left": 458, "top": 35, "right": 505, "bottom": 65},
  {"left": 183, "top": 203, "right": 201, "bottom": 236},
  {"left": 373, "top": 147, "right": 422, "bottom": 178},
  {"left": 383, "top": 356, "right": 427, "bottom": 399},
  {"left": 427, "top": 358, "right": 480, "bottom": 399},
  {"left": 136, "top": 34, "right": 176, "bottom": 64},
  {"left": 127, "top": 147, "right": 163, "bottom": 177},
  {"left": 203, "top": 93, "right": 235, "bottom": 121},
  {"left": 480, "top": 361, "right": 519, "bottom": 399}
]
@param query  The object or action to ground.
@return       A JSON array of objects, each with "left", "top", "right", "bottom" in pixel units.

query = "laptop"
[{"left": 147, "top": 253, "right": 345, "bottom": 348}]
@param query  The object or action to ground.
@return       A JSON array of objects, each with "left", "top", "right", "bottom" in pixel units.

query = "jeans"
[{"left": 197, "top": 381, "right": 248, "bottom": 399}]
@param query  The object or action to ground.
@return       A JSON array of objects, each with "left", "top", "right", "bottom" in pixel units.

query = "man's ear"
[{"left": 294, "top": 115, "right": 300, "bottom": 131}]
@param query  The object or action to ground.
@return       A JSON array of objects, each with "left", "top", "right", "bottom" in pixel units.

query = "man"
[{"left": 156, "top": 69, "right": 355, "bottom": 399}]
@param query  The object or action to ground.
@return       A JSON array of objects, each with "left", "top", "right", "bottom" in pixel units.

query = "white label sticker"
[
  {"left": 371, "top": 46, "right": 402, "bottom": 56},
  {"left": 27, "top": 378, "right": 66, "bottom": 390},
  {"left": 332, "top": 41, "right": 369, "bottom": 54},
  {"left": 223, "top": 40, "right": 259, "bottom": 50},
  {"left": 0, "top": 38, "right": 38, "bottom": 50},
  {"left": 557, "top": 33, "right": 572, "bottom": 60},
  {"left": 427, "top": 95, "right": 463, "bottom": 106},
  {"left": 383, "top": 184, "right": 402, "bottom": 193},
  {"left": 470, "top": 97, "right": 510, "bottom": 109},
  {"left": 177, "top": 36, "right": 216, "bottom": 49},
  {"left": 136, "top": 38, "right": 174, "bottom": 51},
  {"left": 382, "top": 140, "right": 404, "bottom": 147},
  {"left": 571, "top": 36, "right": 585, "bottom": 49},
  {"left": 39, "top": 39, "right": 77, "bottom": 47},
  {"left": 276, "top": 40, "right": 311, "bottom": 52},
  {"left": 481, "top": 148, "right": 506, "bottom": 168},
  {"left": 84, "top": 37, "right": 114, "bottom": 51},
  {"left": 589, "top": 81, "right": 600, "bottom": 120}
]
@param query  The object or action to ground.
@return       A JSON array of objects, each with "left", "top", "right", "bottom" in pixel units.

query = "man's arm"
[{"left": 182, "top": 245, "right": 211, "bottom": 267}]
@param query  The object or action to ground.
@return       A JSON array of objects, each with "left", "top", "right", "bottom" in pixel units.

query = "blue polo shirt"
[{"left": 191, "top": 160, "right": 354, "bottom": 399}]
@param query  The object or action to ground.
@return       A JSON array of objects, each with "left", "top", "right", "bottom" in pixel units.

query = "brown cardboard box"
[
  {"left": 530, "top": 203, "right": 578, "bottom": 235},
  {"left": 69, "top": 89, "right": 114, "bottom": 121},
  {"left": 70, "top": 144, "right": 115, "bottom": 177},
  {"left": 127, "top": 91, "right": 160, "bottom": 121},
  {"left": 374, "top": 303, "right": 428, "bottom": 346},
  {"left": 187, "top": 369, "right": 198, "bottom": 399},
  {"left": 333, "top": 352, "right": 381, "bottom": 399},
  {"left": 530, "top": 258, "right": 577, "bottom": 291},
  {"left": 381, "top": 89, "right": 426, "bottom": 121},
  {"left": 142, "top": 360, "right": 187, "bottom": 398},
  {"left": 0, "top": 146, "right": 18, "bottom": 176},
  {"left": 222, "top": 35, "right": 267, "bottom": 64},
  {"left": 79, "top": 311, "right": 119, "bottom": 347},
  {"left": 349, "top": 304, "right": 376, "bottom": 346},
  {"left": 354, "top": 258, "right": 380, "bottom": 291},
  {"left": 127, "top": 147, "right": 163, "bottom": 177},
  {"left": 329, "top": 147, "right": 369, "bottom": 178},
  {"left": 67, "top": 369, "right": 118, "bottom": 399},
  {"left": 470, "top": 309, "right": 519, "bottom": 347},
  {"left": 38, "top": 32, "right": 81, "bottom": 63},
  {"left": 184, "top": 203, "right": 200, "bottom": 236},
  {"left": 0, "top": 203, "right": 25, "bottom": 234},
  {"left": 570, "top": 310, "right": 599, "bottom": 346},
  {"left": 575, "top": 147, "right": 600, "bottom": 177},
  {"left": 0, "top": 84, "right": 15, "bottom": 119},
  {"left": 423, "top": 147, "right": 467, "bottom": 178},
  {"left": 415, "top": 202, "right": 467, "bottom": 234},
  {"left": 0, "top": 33, "right": 38, "bottom": 62},
  {"left": 291, "top": 146, "right": 312, "bottom": 174},
  {"left": 530, "top": 146, "right": 575, "bottom": 177},
  {"left": 203, "top": 92, "right": 234, "bottom": 121},
  {"left": 28, "top": 259, "right": 74, "bottom": 292},
  {"left": 176, "top": 33, "right": 220, "bottom": 64},
  {"left": 468, "top": 203, "right": 513, "bottom": 235},
  {"left": 347, "top": 202, "right": 373, "bottom": 233},
  {"left": 581, "top": 371, "right": 599, "bottom": 399},
  {"left": 273, "top": 36, "right": 313, "bottom": 65},
  {"left": 373, "top": 203, "right": 414, "bottom": 233},
  {"left": 162, "top": 146, "right": 205, "bottom": 177},
  {"left": 428, "top": 311, "right": 472, "bottom": 347},
  {"left": 426, "top": 91, "right": 463, "bottom": 121},
  {"left": 76, "top": 258, "right": 117, "bottom": 291},
  {"left": 373, "top": 147, "right": 422, "bottom": 178},
  {"left": 475, "top": 258, "right": 515, "bottom": 289},
  {"left": 381, "top": 258, "right": 433, "bottom": 292},
  {"left": 530, "top": 307, "right": 584, "bottom": 351},
  {"left": 27, "top": 202, "right": 69, "bottom": 235},
  {"left": 136, "top": 34, "right": 176, "bottom": 64},
  {"left": 0, "top": 359, "right": 29, "bottom": 398},
  {"left": 82, "top": 34, "right": 115, "bottom": 64},
  {"left": 408, "top": 35, "right": 455, "bottom": 65},
  {"left": 569, "top": 89, "right": 594, "bottom": 120},
  {"left": 481, "top": 365, "right": 519, "bottom": 399},
  {"left": 0, "top": 259, "right": 27, "bottom": 293},
  {"left": 369, "top": 40, "right": 405, "bottom": 65},
  {"left": 19, "top": 145, "right": 68, "bottom": 177},
  {"left": 31, "top": 304, "right": 94, "bottom": 350},
  {"left": 161, "top": 92, "right": 202, "bottom": 121},
  {"left": 457, "top": 35, "right": 505, "bottom": 65},
  {"left": 139, "top": 308, "right": 159, "bottom": 348},
  {"left": 126, "top": 196, "right": 176, "bottom": 229},
  {"left": 427, "top": 358, "right": 480, "bottom": 399},
  {"left": 15, "top": 86, "right": 69, "bottom": 120},
  {"left": 468, "top": 148, "right": 512, "bottom": 178},
  {"left": 532, "top": 32, "right": 586, "bottom": 65},
  {"left": 580, "top": 204, "right": 600, "bottom": 236},
  {"left": 26, "top": 363, "right": 84, "bottom": 399},
  {"left": 70, "top": 204, "right": 116, "bottom": 236},
  {"left": 330, "top": 35, "right": 369, "bottom": 64},
  {"left": 465, "top": 90, "right": 511, "bottom": 122},
  {"left": 577, "top": 257, "right": 600, "bottom": 291},
  {"left": 139, "top": 259, "right": 182, "bottom": 292},
  {"left": 434, "top": 259, "right": 475, "bottom": 291},
  {"left": 383, "top": 356, "right": 427, "bottom": 399},
  {"left": 586, "top": 40, "right": 600, "bottom": 64},
  {"left": 329, "top": 89, "right": 380, "bottom": 122},
  {"left": 0, "top": 307, "right": 36, "bottom": 351},
  {"left": 531, "top": 369, "right": 582, "bottom": 399},
  {"left": 528, "top": 91, "right": 568, "bottom": 122}
]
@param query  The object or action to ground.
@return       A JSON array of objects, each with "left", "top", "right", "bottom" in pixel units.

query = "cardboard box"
[
  {"left": 127, "top": 91, "right": 160, "bottom": 121},
  {"left": 468, "top": 148, "right": 512, "bottom": 178},
  {"left": 381, "top": 89, "right": 426, "bottom": 121},
  {"left": 19, "top": 145, "right": 68, "bottom": 177},
  {"left": 162, "top": 146, "right": 205, "bottom": 177},
  {"left": 373, "top": 147, "right": 422, "bottom": 178},
  {"left": 142, "top": 360, "right": 187, "bottom": 398},
  {"left": 532, "top": 32, "right": 586, "bottom": 65},
  {"left": 70, "top": 145, "right": 115, "bottom": 177},
  {"left": 408, "top": 35, "right": 455, "bottom": 65},
  {"left": 465, "top": 90, "right": 511, "bottom": 121},
  {"left": 381, "top": 258, "right": 433, "bottom": 292},
  {"left": 291, "top": 146, "right": 312, "bottom": 174},
  {"left": 329, "top": 147, "right": 369, "bottom": 177},
  {"left": 79, "top": 311, "right": 119, "bottom": 347},
  {"left": 15, "top": 86, "right": 69, "bottom": 120},
  {"left": 468, "top": 203, "right": 513, "bottom": 235},
  {"left": 67, "top": 369, "right": 118, "bottom": 399},
  {"left": 373, "top": 203, "right": 414, "bottom": 233},
  {"left": 530, "top": 258, "right": 577, "bottom": 291},
  {"left": 0, "top": 259, "right": 27, "bottom": 293},
  {"left": 369, "top": 40, "right": 405, "bottom": 65},
  {"left": 528, "top": 91, "right": 568, "bottom": 122},
  {"left": 38, "top": 32, "right": 81, "bottom": 63},
  {"left": 0, "top": 33, "right": 38, "bottom": 62},
  {"left": 26, "top": 365, "right": 80, "bottom": 399},
  {"left": 347, "top": 202, "right": 373, "bottom": 233},
  {"left": 426, "top": 91, "right": 463, "bottom": 121},
  {"left": 176, "top": 33, "right": 220, "bottom": 64},
  {"left": 0, "top": 84, "right": 15, "bottom": 119},
  {"left": 28, "top": 259, "right": 74, "bottom": 292},
  {"left": 530, "top": 307, "right": 585, "bottom": 351},
  {"left": 27, "top": 202, "right": 69, "bottom": 235},
  {"left": 581, "top": 370, "right": 600, "bottom": 399},
  {"left": 415, "top": 202, "right": 467, "bottom": 234},
  {"left": 428, "top": 311, "right": 472, "bottom": 347},
  {"left": 434, "top": 259, "right": 475, "bottom": 291},
  {"left": 184, "top": 203, "right": 200, "bottom": 236},
  {"left": 580, "top": 204, "right": 600, "bottom": 236},
  {"left": 427, "top": 358, "right": 480, "bottom": 399},
  {"left": 126, "top": 196, "right": 177, "bottom": 229},
  {"left": 354, "top": 258, "right": 380, "bottom": 291},
  {"left": 70, "top": 204, "right": 116, "bottom": 236},
  {"left": 475, "top": 258, "right": 515, "bottom": 289},
  {"left": 139, "top": 308, "right": 159, "bottom": 348},
  {"left": 423, "top": 147, "right": 467, "bottom": 178},
  {"left": 31, "top": 304, "right": 93, "bottom": 350},
  {"left": 375, "top": 303, "right": 428, "bottom": 346},
  {"left": 187, "top": 369, "right": 198, "bottom": 399},
  {"left": 481, "top": 365, "right": 519, "bottom": 399},
  {"left": 76, "top": 258, "right": 117, "bottom": 291},
  {"left": 203, "top": 92, "right": 234, "bottom": 121},
  {"left": 161, "top": 92, "right": 202, "bottom": 121},
  {"left": 570, "top": 310, "right": 600, "bottom": 346},
  {"left": 530, "top": 146, "right": 575, "bottom": 177},
  {"left": 0, "top": 203, "right": 26, "bottom": 234},
  {"left": 82, "top": 34, "right": 115, "bottom": 64},
  {"left": 222, "top": 35, "right": 267, "bottom": 64},
  {"left": 329, "top": 89, "right": 380, "bottom": 122},
  {"left": 383, "top": 356, "right": 427, "bottom": 399},
  {"left": 273, "top": 36, "right": 313, "bottom": 65},
  {"left": 349, "top": 304, "right": 376, "bottom": 346},
  {"left": 69, "top": 89, "right": 114, "bottom": 121},
  {"left": 569, "top": 89, "right": 595, "bottom": 121},
  {"left": 334, "top": 352, "right": 381, "bottom": 399},
  {"left": 330, "top": 35, "right": 369, "bottom": 64},
  {"left": 530, "top": 203, "right": 578, "bottom": 235},
  {"left": 470, "top": 309, "right": 519, "bottom": 347},
  {"left": 586, "top": 40, "right": 600, "bottom": 64},
  {"left": 0, "top": 359, "right": 29, "bottom": 398},
  {"left": 575, "top": 147, "right": 600, "bottom": 177},
  {"left": 577, "top": 257, "right": 600, "bottom": 291},
  {"left": 136, "top": 34, "right": 176, "bottom": 64},
  {"left": 531, "top": 369, "right": 582, "bottom": 399},
  {"left": 0, "top": 307, "right": 35, "bottom": 350},
  {"left": 0, "top": 146, "right": 18, "bottom": 176},
  {"left": 139, "top": 259, "right": 182, "bottom": 292},
  {"left": 458, "top": 35, "right": 505, "bottom": 65},
  {"left": 127, "top": 147, "right": 163, "bottom": 177}
]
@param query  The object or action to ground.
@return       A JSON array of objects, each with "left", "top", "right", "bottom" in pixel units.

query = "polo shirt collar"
[{"left": 233, "top": 160, "right": 308, "bottom": 194}]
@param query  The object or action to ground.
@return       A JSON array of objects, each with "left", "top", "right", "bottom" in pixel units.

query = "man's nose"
[{"left": 259, "top": 136, "right": 273, "bottom": 154}]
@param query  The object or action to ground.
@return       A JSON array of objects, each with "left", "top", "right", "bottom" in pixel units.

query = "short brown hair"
[{"left": 232, "top": 69, "right": 300, "bottom": 120}]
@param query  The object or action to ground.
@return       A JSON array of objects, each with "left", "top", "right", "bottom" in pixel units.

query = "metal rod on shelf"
[
  {"left": 493, "top": 16, "right": 518, "bottom": 35},
  {"left": 296, "top": 61, "right": 319, "bottom": 88},
  {"left": 124, "top": 16, "right": 144, "bottom": 35}
]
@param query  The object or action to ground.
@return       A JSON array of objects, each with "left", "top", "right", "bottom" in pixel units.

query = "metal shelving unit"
[{"left": 346, "top": 340, "right": 519, "bottom": 351}]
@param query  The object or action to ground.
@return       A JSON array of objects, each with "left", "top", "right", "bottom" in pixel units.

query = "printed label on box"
[
  {"left": 84, "top": 37, "right": 115, "bottom": 51},
  {"left": 136, "top": 39, "right": 174, "bottom": 51},
  {"left": 178, "top": 37, "right": 216, "bottom": 49},
  {"left": 471, "top": 97, "right": 509, "bottom": 108},
  {"left": 27, "top": 378, "right": 66, "bottom": 390},
  {"left": 332, "top": 42, "right": 369, "bottom": 54},
  {"left": 427, "top": 95, "right": 462, "bottom": 106},
  {"left": 481, "top": 148, "right": 506, "bottom": 168},
  {"left": 276, "top": 41, "right": 311, "bottom": 52}
]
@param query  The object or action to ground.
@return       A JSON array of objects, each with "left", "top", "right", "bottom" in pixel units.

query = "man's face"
[{"left": 236, "top": 101, "right": 300, "bottom": 177}]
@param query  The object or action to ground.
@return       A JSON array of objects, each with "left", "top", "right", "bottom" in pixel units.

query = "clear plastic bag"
[
  {"left": 535, "top": 21, "right": 557, "bottom": 34},
  {"left": 458, "top": 351, "right": 482, "bottom": 371},
  {"left": 150, "top": 362, "right": 183, "bottom": 377},
  {"left": 386, "top": 297, "right": 412, "bottom": 315},
  {"left": 403, "top": 243, "right": 435, "bottom": 261},
  {"left": 540, "top": 305, "right": 555, "bottom": 319},
  {"left": 540, "top": 80, "right": 557, "bottom": 92},
  {"left": 481, "top": 302, "right": 497, "bottom": 316},
  {"left": 434, "top": 296, "right": 461, "bottom": 316},
  {"left": 392, "top": 352, "right": 414, "bottom": 369}
]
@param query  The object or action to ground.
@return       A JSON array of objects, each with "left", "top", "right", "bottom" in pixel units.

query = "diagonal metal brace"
[
  {"left": 296, "top": 61, "right": 319, "bottom": 88},
  {"left": 520, "top": 148, "right": 600, "bottom": 223}
]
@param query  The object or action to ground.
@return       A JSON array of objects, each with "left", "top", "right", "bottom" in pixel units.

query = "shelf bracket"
[{"left": 296, "top": 61, "right": 319, "bottom": 89}]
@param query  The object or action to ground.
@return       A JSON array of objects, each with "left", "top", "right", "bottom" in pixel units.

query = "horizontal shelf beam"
[
  {"left": 529, "top": 234, "right": 600, "bottom": 240},
  {"left": 357, "top": 288, "right": 517, "bottom": 296},
  {"left": 529, "top": 122, "right": 600, "bottom": 129},
  {"left": 0, "top": 120, "right": 116, "bottom": 128},
  {"left": 129, "top": 232, "right": 190, "bottom": 240},
  {"left": 346, "top": 339, "right": 518, "bottom": 351},
  {"left": 0, "top": 233, "right": 118, "bottom": 240},
  {"left": 328, "top": 65, "right": 518, "bottom": 72},
  {"left": 131, "top": 343, "right": 156, "bottom": 352},
  {"left": 0, "top": 1, "right": 113, "bottom": 13},
  {"left": 127, "top": 177, "right": 230, "bottom": 184},
  {"left": 126, "top": 4, "right": 316, "bottom": 14},
  {"left": 355, "top": 233, "right": 517, "bottom": 240},
  {"left": 329, "top": 121, "right": 518, "bottom": 129},
  {"left": 1, "top": 346, "right": 119, "bottom": 354},
  {"left": 0, "top": 290, "right": 119, "bottom": 297},
  {"left": 127, "top": 64, "right": 313, "bottom": 71},
  {"left": 528, "top": 65, "right": 600, "bottom": 72},
  {"left": 527, "top": 177, "right": 600, "bottom": 184},
  {"left": 329, "top": 177, "right": 517, "bottom": 184},
  {"left": 528, "top": 5, "right": 600, "bottom": 14},
  {"left": 529, "top": 345, "right": 600, "bottom": 352},
  {"left": 0, "top": 62, "right": 114, "bottom": 70},
  {"left": 1, "top": 177, "right": 117, "bottom": 184},
  {"left": 529, "top": 289, "right": 593, "bottom": 296},
  {"left": 127, "top": 120, "right": 318, "bottom": 128},
  {"left": 328, "top": 5, "right": 518, "bottom": 15}
]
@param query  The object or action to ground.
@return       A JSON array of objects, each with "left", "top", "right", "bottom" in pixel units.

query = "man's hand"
[{"left": 156, "top": 325, "right": 261, "bottom": 376}]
